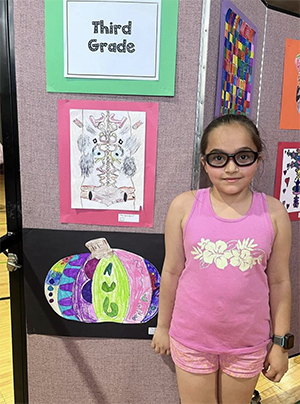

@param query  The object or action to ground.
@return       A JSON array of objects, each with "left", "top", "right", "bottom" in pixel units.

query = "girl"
[{"left": 151, "top": 114, "right": 292, "bottom": 404}]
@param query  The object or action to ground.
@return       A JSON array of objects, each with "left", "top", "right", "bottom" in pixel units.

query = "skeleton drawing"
[{"left": 70, "top": 109, "right": 145, "bottom": 210}]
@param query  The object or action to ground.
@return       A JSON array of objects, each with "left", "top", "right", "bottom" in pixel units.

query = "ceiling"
[{"left": 263, "top": 0, "right": 300, "bottom": 16}]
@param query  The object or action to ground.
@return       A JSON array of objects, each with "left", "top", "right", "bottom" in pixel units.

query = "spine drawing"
[{"left": 71, "top": 109, "right": 145, "bottom": 210}]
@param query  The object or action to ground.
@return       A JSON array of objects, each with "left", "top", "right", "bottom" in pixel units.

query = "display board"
[{"left": 16, "top": 2, "right": 202, "bottom": 401}]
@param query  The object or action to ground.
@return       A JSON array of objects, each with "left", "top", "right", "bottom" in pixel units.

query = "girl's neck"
[{"left": 209, "top": 186, "right": 253, "bottom": 219}]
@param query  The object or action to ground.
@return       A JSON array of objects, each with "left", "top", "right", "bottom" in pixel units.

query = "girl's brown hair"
[{"left": 200, "top": 114, "right": 264, "bottom": 155}]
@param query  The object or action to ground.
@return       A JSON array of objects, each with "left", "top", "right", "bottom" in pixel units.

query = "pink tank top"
[{"left": 169, "top": 188, "right": 274, "bottom": 354}]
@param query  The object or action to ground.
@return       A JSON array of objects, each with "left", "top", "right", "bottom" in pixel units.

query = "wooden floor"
[
  {"left": 257, "top": 357, "right": 300, "bottom": 403},
  {"left": 0, "top": 172, "right": 300, "bottom": 404},
  {"left": 0, "top": 172, "right": 14, "bottom": 404}
]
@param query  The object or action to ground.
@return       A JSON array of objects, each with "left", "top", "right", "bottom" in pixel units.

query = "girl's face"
[{"left": 201, "top": 123, "right": 261, "bottom": 196}]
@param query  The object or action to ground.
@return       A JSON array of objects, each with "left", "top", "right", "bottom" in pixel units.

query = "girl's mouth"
[{"left": 223, "top": 178, "right": 241, "bottom": 183}]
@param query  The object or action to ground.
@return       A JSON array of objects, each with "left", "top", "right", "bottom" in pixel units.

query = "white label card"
[
  {"left": 118, "top": 213, "right": 140, "bottom": 223},
  {"left": 148, "top": 327, "right": 156, "bottom": 335}
]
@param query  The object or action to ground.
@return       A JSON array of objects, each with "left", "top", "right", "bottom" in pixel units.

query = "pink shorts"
[{"left": 170, "top": 336, "right": 267, "bottom": 379}]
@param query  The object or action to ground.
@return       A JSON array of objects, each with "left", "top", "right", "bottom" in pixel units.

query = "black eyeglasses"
[{"left": 204, "top": 150, "right": 259, "bottom": 168}]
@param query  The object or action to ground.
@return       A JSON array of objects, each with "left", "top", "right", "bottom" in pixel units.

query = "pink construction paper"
[{"left": 58, "top": 99, "right": 158, "bottom": 227}]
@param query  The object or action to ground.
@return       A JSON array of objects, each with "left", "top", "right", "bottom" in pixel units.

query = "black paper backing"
[{"left": 23, "top": 228, "right": 164, "bottom": 339}]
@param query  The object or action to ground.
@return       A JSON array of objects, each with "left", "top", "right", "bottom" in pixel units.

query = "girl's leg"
[
  {"left": 218, "top": 371, "right": 260, "bottom": 404},
  {"left": 175, "top": 365, "right": 218, "bottom": 404}
]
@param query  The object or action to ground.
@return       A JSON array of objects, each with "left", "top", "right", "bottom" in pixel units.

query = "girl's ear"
[
  {"left": 201, "top": 156, "right": 208, "bottom": 172},
  {"left": 257, "top": 153, "right": 263, "bottom": 166}
]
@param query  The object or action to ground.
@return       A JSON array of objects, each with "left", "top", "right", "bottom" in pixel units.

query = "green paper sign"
[{"left": 45, "top": 0, "right": 179, "bottom": 96}]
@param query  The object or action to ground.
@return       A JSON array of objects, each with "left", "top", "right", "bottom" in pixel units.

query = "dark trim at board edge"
[
  {"left": 260, "top": 0, "right": 300, "bottom": 18},
  {"left": 289, "top": 351, "right": 300, "bottom": 359}
]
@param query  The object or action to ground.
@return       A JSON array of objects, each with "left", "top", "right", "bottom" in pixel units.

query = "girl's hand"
[
  {"left": 262, "top": 344, "right": 289, "bottom": 383},
  {"left": 151, "top": 325, "right": 171, "bottom": 355}
]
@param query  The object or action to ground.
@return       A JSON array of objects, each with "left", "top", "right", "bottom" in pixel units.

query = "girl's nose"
[{"left": 224, "top": 157, "right": 239, "bottom": 172}]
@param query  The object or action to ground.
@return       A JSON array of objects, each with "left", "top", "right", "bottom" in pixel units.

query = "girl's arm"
[
  {"left": 151, "top": 193, "right": 191, "bottom": 355},
  {"left": 263, "top": 196, "right": 292, "bottom": 382}
]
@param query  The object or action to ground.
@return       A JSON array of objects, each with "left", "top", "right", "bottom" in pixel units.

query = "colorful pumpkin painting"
[{"left": 44, "top": 238, "right": 160, "bottom": 323}]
